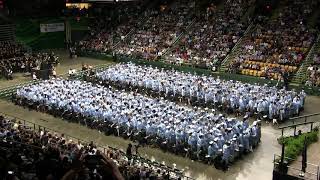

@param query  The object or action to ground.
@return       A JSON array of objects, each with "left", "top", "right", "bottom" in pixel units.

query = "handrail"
[
  {"left": 273, "top": 154, "right": 320, "bottom": 180},
  {"left": 274, "top": 154, "right": 319, "bottom": 168},
  {"left": 289, "top": 112, "right": 320, "bottom": 121},
  {"left": 161, "top": 17, "right": 197, "bottom": 58},
  {"left": 278, "top": 112, "right": 320, "bottom": 137},
  {"left": 0, "top": 111, "right": 194, "bottom": 180},
  {"left": 220, "top": 21, "right": 254, "bottom": 68},
  {"left": 278, "top": 121, "right": 316, "bottom": 129},
  {"left": 292, "top": 34, "right": 320, "bottom": 84},
  {"left": 112, "top": 0, "right": 160, "bottom": 50}
]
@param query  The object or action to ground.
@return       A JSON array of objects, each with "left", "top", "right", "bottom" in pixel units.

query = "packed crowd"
[
  {"left": 115, "top": 0, "right": 195, "bottom": 60},
  {"left": 0, "top": 52, "right": 59, "bottom": 80},
  {"left": 92, "top": 63, "right": 305, "bottom": 121},
  {"left": 229, "top": 0, "right": 316, "bottom": 79},
  {"left": 306, "top": 51, "right": 320, "bottom": 86},
  {"left": 0, "top": 115, "right": 184, "bottom": 180},
  {"left": 0, "top": 41, "right": 59, "bottom": 80},
  {"left": 15, "top": 79, "right": 260, "bottom": 169},
  {"left": 78, "top": 1, "right": 147, "bottom": 53},
  {"left": 0, "top": 41, "right": 26, "bottom": 59},
  {"left": 165, "top": 0, "right": 254, "bottom": 69}
]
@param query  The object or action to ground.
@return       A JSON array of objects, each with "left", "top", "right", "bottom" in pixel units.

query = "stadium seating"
[
  {"left": 305, "top": 48, "right": 320, "bottom": 86},
  {"left": 228, "top": 0, "right": 317, "bottom": 79},
  {"left": 164, "top": 0, "right": 254, "bottom": 69},
  {"left": 0, "top": 114, "right": 185, "bottom": 179},
  {"left": 78, "top": 1, "right": 150, "bottom": 54},
  {"left": 115, "top": 0, "right": 195, "bottom": 60}
]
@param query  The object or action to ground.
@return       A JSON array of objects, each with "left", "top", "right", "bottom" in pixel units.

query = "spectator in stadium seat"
[
  {"left": 165, "top": 0, "right": 254, "bottom": 69},
  {"left": 0, "top": 115, "right": 179, "bottom": 180},
  {"left": 229, "top": 0, "right": 315, "bottom": 79}
]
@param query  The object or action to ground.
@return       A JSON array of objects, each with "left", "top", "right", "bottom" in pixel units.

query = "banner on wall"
[{"left": 40, "top": 23, "right": 65, "bottom": 33}]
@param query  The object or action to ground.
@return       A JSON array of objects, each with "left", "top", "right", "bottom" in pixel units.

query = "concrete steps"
[
  {"left": 220, "top": 22, "right": 255, "bottom": 72},
  {"left": 291, "top": 35, "right": 320, "bottom": 84}
]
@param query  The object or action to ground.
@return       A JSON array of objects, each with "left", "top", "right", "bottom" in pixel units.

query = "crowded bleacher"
[
  {"left": 165, "top": 0, "right": 254, "bottom": 69},
  {"left": 115, "top": 0, "right": 195, "bottom": 60},
  {"left": 228, "top": 0, "right": 317, "bottom": 79},
  {"left": 78, "top": 1, "right": 148, "bottom": 54},
  {"left": 2, "top": 0, "right": 320, "bottom": 178},
  {"left": 306, "top": 50, "right": 320, "bottom": 86},
  {"left": 0, "top": 115, "right": 184, "bottom": 180},
  {"left": 14, "top": 79, "right": 261, "bottom": 169}
]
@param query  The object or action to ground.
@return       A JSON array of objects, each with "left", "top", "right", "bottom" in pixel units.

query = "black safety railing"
[
  {"left": 290, "top": 113, "right": 320, "bottom": 125},
  {"left": 0, "top": 111, "right": 194, "bottom": 180},
  {"left": 273, "top": 154, "right": 320, "bottom": 180},
  {"left": 279, "top": 113, "right": 320, "bottom": 137}
]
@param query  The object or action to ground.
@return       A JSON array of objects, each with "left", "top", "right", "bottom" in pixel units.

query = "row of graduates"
[
  {"left": 13, "top": 95, "right": 260, "bottom": 170},
  {"left": 84, "top": 74, "right": 306, "bottom": 122},
  {"left": 13, "top": 79, "right": 261, "bottom": 169}
]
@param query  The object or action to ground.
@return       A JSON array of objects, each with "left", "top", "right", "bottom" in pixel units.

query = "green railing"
[
  {"left": 220, "top": 22, "right": 255, "bottom": 70},
  {"left": 292, "top": 34, "right": 320, "bottom": 84},
  {"left": 161, "top": 18, "right": 197, "bottom": 58}
]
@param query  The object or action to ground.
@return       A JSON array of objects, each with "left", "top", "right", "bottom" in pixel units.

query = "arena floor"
[{"left": 0, "top": 50, "right": 319, "bottom": 180}]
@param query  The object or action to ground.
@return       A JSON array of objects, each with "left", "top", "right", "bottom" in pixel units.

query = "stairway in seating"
[
  {"left": 219, "top": 22, "right": 255, "bottom": 72},
  {"left": 161, "top": 18, "right": 197, "bottom": 60},
  {"left": 0, "top": 23, "right": 15, "bottom": 41},
  {"left": 291, "top": 34, "right": 320, "bottom": 85},
  {"left": 112, "top": 0, "right": 161, "bottom": 50}
]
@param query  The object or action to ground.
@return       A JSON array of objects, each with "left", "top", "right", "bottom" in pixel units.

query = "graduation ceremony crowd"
[
  {"left": 165, "top": 0, "right": 254, "bottom": 69},
  {"left": 93, "top": 63, "right": 306, "bottom": 122},
  {"left": 0, "top": 115, "right": 184, "bottom": 180},
  {"left": 78, "top": 1, "right": 147, "bottom": 54},
  {"left": 228, "top": 0, "right": 317, "bottom": 79},
  {"left": 14, "top": 78, "right": 261, "bottom": 170},
  {"left": 0, "top": 41, "right": 59, "bottom": 80},
  {"left": 3, "top": 0, "right": 320, "bottom": 178},
  {"left": 78, "top": 0, "right": 196, "bottom": 61},
  {"left": 306, "top": 50, "right": 320, "bottom": 87},
  {"left": 115, "top": 0, "right": 195, "bottom": 60}
]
